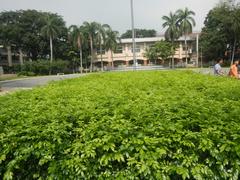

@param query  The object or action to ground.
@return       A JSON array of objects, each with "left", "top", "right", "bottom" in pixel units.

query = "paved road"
[{"left": 0, "top": 74, "right": 84, "bottom": 92}]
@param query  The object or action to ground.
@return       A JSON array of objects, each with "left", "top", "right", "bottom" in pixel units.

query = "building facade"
[{"left": 94, "top": 33, "right": 200, "bottom": 69}]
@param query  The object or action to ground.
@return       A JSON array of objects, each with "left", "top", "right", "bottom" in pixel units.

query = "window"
[
  {"left": 182, "top": 47, "right": 188, "bottom": 51},
  {"left": 131, "top": 45, "right": 141, "bottom": 53},
  {"left": 114, "top": 45, "right": 123, "bottom": 54}
]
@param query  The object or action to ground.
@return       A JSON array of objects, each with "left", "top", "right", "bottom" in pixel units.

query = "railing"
[{"left": 106, "top": 65, "right": 169, "bottom": 71}]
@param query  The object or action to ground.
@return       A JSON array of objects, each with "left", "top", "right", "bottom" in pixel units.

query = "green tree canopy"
[
  {"left": 0, "top": 10, "right": 68, "bottom": 61},
  {"left": 145, "top": 41, "right": 176, "bottom": 63},
  {"left": 162, "top": 11, "right": 180, "bottom": 68},
  {"left": 200, "top": 1, "right": 240, "bottom": 62},
  {"left": 121, "top": 29, "right": 157, "bottom": 39}
]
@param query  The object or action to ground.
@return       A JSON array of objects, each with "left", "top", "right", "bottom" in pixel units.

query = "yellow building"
[{"left": 94, "top": 33, "right": 200, "bottom": 70}]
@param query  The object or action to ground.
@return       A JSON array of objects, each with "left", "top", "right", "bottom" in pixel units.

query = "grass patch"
[{"left": 1, "top": 71, "right": 240, "bottom": 179}]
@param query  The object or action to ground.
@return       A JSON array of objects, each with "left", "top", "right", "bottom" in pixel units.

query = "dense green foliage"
[
  {"left": 144, "top": 41, "right": 176, "bottom": 63},
  {"left": 0, "top": 10, "right": 119, "bottom": 72},
  {"left": 200, "top": 0, "right": 240, "bottom": 62},
  {"left": 14, "top": 60, "right": 71, "bottom": 75},
  {"left": 1, "top": 71, "right": 240, "bottom": 179},
  {"left": 0, "top": 10, "right": 68, "bottom": 60},
  {"left": 121, "top": 29, "right": 157, "bottom": 39},
  {"left": 162, "top": 8, "right": 195, "bottom": 67}
]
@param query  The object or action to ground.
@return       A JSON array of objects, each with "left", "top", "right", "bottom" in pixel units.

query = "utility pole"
[
  {"left": 130, "top": 0, "right": 137, "bottom": 70},
  {"left": 196, "top": 33, "right": 199, "bottom": 68}
]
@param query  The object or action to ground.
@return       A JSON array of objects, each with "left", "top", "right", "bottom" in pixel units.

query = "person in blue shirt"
[{"left": 214, "top": 58, "right": 224, "bottom": 75}]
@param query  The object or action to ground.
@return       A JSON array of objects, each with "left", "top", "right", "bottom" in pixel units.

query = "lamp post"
[{"left": 130, "top": 0, "right": 137, "bottom": 70}]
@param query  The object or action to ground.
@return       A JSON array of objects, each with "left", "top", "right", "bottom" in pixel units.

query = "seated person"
[
  {"left": 214, "top": 58, "right": 224, "bottom": 75},
  {"left": 229, "top": 60, "right": 239, "bottom": 78}
]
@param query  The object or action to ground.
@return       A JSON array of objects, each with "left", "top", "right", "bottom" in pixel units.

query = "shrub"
[
  {"left": 13, "top": 59, "right": 71, "bottom": 76},
  {"left": 1, "top": 71, "right": 240, "bottom": 179},
  {"left": 17, "top": 71, "right": 36, "bottom": 76}
]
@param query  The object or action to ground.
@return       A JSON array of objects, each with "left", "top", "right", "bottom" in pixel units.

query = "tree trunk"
[
  {"left": 100, "top": 42, "right": 104, "bottom": 72},
  {"left": 50, "top": 35, "right": 53, "bottom": 63},
  {"left": 171, "top": 40, "right": 174, "bottom": 69},
  {"left": 80, "top": 47, "right": 83, "bottom": 74},
  {"left": 19, "top": 48, "right": 24, "bottom": 66},
  {"left": 111, "top": 50, "right": 114, "bottom": 69},
  {"left": 90, "top": 35, "right": 94, "bottom": 72},
  {"left": 49, "top": 36, "right": 53, "bottom": 75},
  {"left": 7, "top": 46, "right": 12, "bottom": 67},
  {"left": 184, "top": 34, "right": 187, "bottom": 65},
  {"left": 231, "top": 38, "right": 237, "bottom": 65},
  {"left": 78, "top": 36, "right": 83, "bottom": 74}
]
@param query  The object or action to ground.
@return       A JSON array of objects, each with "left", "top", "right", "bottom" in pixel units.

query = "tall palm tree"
[
  {"left": 105, "top": 29, "right": 119, "bottom": 68},
  {"left": 96, "top": 24, "right": 111, "bottom": 71},
  {"left": 162, "top": 12, "right": 180, "bottom": 68},
  {"left": 41, "top": 14, "right": 59, "bottom": 63},
  {"left": 69, "top": 25, "right": 85, "bottom": 74},
  {"left": 176, "top": 8, "right": 196, "bottom": 64},
  {"left": 83, "top": 21, "right": 99, "bottom": 72}
]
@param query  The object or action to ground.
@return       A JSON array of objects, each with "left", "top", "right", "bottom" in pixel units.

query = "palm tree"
[
  {"left": 83, "top": 21, "right": 99, "bottom": 72},
  {"left": 69, "top": 25, "right": 85, "bottom": 74},
  {"left": 162, "top": 12, "right": 180, "bottom": 68},
  {"left": 176, "top": 8, "right": 196, "bottom": 64},
  {"left": 105, "top": 29, "right": 119, "bottom": 68},
  {"left": 96, "top": 24, "right": 111, "bottom": 71},
  {"left": 41, "top": 14, "right": 59, "bottom": 64}
]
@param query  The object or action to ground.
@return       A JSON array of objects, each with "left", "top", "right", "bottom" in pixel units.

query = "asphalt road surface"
[{"left": 0, "top": 74, "right": 84, "bottom": 92}]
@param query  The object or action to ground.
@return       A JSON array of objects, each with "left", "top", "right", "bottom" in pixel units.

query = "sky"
[{"left": 0, "top": 0, "right": 220, "bottom": 34}]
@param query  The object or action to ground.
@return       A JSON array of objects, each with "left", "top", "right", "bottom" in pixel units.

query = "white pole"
[
  {"left": 130, "top": 0, "right": 137, "bottom": 70},
  {"left": 196, "top": 33, "right": 199, "bottom": 68}
]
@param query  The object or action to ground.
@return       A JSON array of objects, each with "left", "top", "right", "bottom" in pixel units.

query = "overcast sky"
[{"left": 0, "top": 0, "right": 220, "bottom": 34}]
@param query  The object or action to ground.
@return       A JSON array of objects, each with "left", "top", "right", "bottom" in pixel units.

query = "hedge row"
[
  {"left": 1, "top": 71, "right": 240, "bottom": 179},
  {"left": 3, "top": 60, "right": 72, "bottom": 75}
]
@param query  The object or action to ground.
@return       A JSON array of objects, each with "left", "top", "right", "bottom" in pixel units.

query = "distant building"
[
  {"left": 0, "top": 47, "right": 22, "bottom": 67},
  {"left": 0, "top": 33, "right": 200, "bottom": 70},
  {"left": 94, "top": 33, "right": 200, "bottom": 69}
]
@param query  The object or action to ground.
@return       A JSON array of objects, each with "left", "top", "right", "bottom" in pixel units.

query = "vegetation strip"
[{"left": 1, "top": 71, "right": 240, "bottom": 179}]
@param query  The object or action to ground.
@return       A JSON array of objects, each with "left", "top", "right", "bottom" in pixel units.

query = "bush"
[
  {"left": 13, "top": 59, "right": 71, "bottom": 76},
  {"left": 1, "top": 71, "right": 240, "bottom": 179},
  {"left": 17, "top": 71, "right": 36, "bottom": 76}
]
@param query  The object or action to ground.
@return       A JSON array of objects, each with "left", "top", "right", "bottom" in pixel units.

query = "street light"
[{"left": 130, "top": 0, "right": 137, "bottom": 70}]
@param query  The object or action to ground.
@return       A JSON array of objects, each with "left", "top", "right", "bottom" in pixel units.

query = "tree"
[
  {"left": 155, "top": 41, "right": 176, "bottom": 63},
  {"left": 177, "top": 8, "right": 196, "bottom": 64},
  {"left": 121, "top": 29, "right": 157, "bottom": 38},
  {"left": 144, "top": 47, "right": 158, "bottom": 65},
  {"left": 96, "top": 24, "right": 111, "bottom": 71},
  {"left": 105, "top": 29, "right": 119, "bottom": 68},
  {"left": 220, "top": 1, "right": 240, "bottom": 64},
  {"left": 41, "top": 14, "right": 60, "bottom": 63},
  {"left": 17, "top": 10, "right": 67, "bottom": 61},
  {"left": 200, "top": 8, "right": 229, "bottom": 62},
  {"left": 69, "top": 25, "right": 86, "bottom": 73},
  {"left": 83, "top": 21, "right": 99, "bottom": 72},
  {"left": 162, "top": 12, "right": 180, "bottom": 68},
  {"left": 200, "top": 1, "right": 240, "bottom": 63},
  {"left": 0, "top": 11, "right": 22, "bottom": 67},
  {"left": 144, "top": 41, "right": 175, "bottom": 66}
]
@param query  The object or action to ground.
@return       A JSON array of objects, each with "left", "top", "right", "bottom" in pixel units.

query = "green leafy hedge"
[
  {"left": 13, "top": 60, "right": 71, "bottom": 76},
  {"left": 1, "top": 71, "right": 240, "bottom": 179}
]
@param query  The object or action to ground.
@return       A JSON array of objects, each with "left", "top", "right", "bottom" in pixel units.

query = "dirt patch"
[
  {"left": 0, "top": 88, "right": 33, "bottom": 96},
  {"left": 0, "top": 74, "right": 18, "bottom": 81}
]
